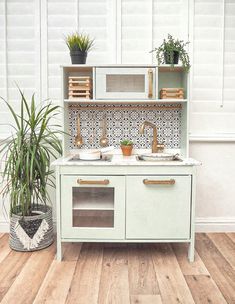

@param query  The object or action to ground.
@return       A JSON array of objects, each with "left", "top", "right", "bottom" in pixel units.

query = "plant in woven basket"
[
  {"left": 0, "top": 89, "right": 63, "bottom": 251},
  {"left": 151, "top": 34, "right": 190, "bottom": 71},
  {"left": 65, "top": 32, "right": 95, "bottom": 64}
]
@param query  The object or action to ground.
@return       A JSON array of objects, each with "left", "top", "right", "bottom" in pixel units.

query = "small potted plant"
[
  {"left": 151, "top": 34, "right": 190, "bottom": 71},
  {"left": 120, "top": 140, "right": 133, "bottom": 156},
  {"left": 65, "top": 32, "right": 95, "bottom": 64},
  {"left": 0, "top": 90, "right": 62, "bottom": 252}
]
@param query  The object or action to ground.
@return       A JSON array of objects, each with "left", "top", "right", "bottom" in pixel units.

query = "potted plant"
[
  {"left": 65, "top": 32, "right": 95, "bottom": 64},
  {"left": 120, "top": 140, "right": 133, "bottom": 156},
  {"left": 151, "top": 34, "right": 190, "bottom": 71},
  {"left": 0, "top": 90, "right": 62, "bottom": 251}
]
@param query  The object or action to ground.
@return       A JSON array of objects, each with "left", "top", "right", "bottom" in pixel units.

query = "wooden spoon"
[
  {"left": 74, "top": 114, "right": 83, "bottom": 148},
  {"left": 100, "top": 114, "right": 109, "bottom": 147}
]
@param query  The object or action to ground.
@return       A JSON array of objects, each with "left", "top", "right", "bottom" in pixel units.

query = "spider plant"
[{"left": 0, "top": 90, "right": 62, "bottom": 217}]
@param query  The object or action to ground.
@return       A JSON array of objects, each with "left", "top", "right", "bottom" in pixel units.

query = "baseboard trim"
[
  {"left": 195, "top": 217, "right": 235, "bottom": 232},
  {"left": 1, "top": 218, "right": 235, "bottom": 233}
]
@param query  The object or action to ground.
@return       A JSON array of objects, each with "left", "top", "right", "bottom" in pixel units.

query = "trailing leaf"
[{"left": 151, "top": 34, "right": 190, "bottom": 72}]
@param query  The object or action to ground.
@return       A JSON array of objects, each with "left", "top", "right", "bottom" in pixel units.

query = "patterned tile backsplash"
[{"left": 69, "top": 104, "right": 181, "bottom": 149}]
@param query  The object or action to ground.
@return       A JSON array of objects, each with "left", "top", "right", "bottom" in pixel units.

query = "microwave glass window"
[{"left": 106, "top": 74, "right": 145, "bottom": 93}]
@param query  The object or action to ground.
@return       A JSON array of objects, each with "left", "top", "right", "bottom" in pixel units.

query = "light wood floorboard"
[
  {"left": 208, "top": 233, "right": 235, "bottom": 269},
  {"left": 151, "top": 243, "right": 195, "bottom": 304},
  {"left": 33, "top": 243, "right": 81, "bottom": 304},
  {"left": 0, "top": 233, "right": 234, "bottom": 304},
  {"left": 227, "top": 232, "right": 235, "bottom": 243},
  {"left": 98, "top": 244, "right": 130, "bottom": 304},
  {"left": 0, "top": 234, "right": 12, "bottom": 264},
  {"left": 196, "top": 233, "right": 235, "bottom": 304},
  {"left": 185, "top": 275, "right": 227, "bottom": 304},
  {"left": 128, "top": 244, "right": 159, "bottom": 295},
  {"left": 65, "top": 243, "right": 103, "bottom": 304}
]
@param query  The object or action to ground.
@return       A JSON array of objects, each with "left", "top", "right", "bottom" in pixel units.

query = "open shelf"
[
  {"left": 63, "top": 66, "right": 93, "bottom": 100},
  {"left": 73, "top": 210, "right": 114, "bottom": 227},
  {"left": 158, "top": 69, "right": 188, "bottom": 99},
  {"left": 72, "top": 187, "right": 114, "bottom": 211}
]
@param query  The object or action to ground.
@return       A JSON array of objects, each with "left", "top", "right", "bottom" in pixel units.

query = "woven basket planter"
[{"left": 9, "top": 205, "right": 53, "bottom": 252}]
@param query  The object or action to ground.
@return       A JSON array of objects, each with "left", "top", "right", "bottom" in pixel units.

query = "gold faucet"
[{"left": 139, "top": 121, "right": 164, "bottom": 153}]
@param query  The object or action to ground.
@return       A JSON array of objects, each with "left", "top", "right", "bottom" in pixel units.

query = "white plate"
[{"left": 79, "top": 150, "right": 101, "bottom": 160}]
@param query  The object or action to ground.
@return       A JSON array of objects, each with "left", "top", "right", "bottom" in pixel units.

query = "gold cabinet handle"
[
  {"left": 77, "top": 179, "right": 110, "bottom": 185},
  {"left": 143, "top": 179, "right": 175, "bottom": 185},
  {"left": 148, "top": 69, "right": 153, "bottom": 98}
]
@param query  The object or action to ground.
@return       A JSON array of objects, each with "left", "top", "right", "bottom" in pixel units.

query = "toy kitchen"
[{"left": 52, "top": 64, "right": 200, "bottom": 262}]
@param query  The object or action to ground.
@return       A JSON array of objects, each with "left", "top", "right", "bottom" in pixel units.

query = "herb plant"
[
  {"left": 65, "top": 32, "right": 95, "bottom": 52},
  {"left": 120, "top": 140, "right": 133, "bottom": 146},
  {"left": 151, "top": 34, "right": 190, "bottom": 71},
  {"left": 0, "top": 90, "right": 63, "bottom": 216}
]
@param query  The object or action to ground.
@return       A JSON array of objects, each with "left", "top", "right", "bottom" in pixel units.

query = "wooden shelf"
[
  {"left": 73, "top": 210, "right": 114, "bottom": 228},
  {"left": 64, "top": 99, "right": 187, "bottom": 104},
  {"left": 158, "top": 65, "right": 185, "bottom": 72}
]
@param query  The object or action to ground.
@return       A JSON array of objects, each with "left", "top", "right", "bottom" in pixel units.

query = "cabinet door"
[
  {"left": 61, "top": 175, "right": 125, "bottom": 239},
  {"left": 126, "top": 175, "right": 191, "bottom": 239},
  {"left": 95, "top": 67, "right": 156, "bottom": 99}
]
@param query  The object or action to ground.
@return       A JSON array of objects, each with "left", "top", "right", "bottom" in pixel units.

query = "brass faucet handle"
[{"left": 156, "top": 144, "right": 165, "bottom": 153}]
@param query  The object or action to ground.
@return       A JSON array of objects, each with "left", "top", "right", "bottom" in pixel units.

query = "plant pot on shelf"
[
  {"left": 121, "top": 145, "right": 133, "bottom": 156},
  {"left": 164, "top": 51, "right": 179, "bottom": 64},
  {"left": 10, "top": 205, "right": 53, "bottom": 252},
  {"left": 70, "top": 50, "right": 87, "bottom": 64}
]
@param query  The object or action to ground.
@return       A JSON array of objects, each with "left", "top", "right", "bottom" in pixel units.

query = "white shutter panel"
[
  {"left": 121, "top": 0, "right": 152, "bottom": 64},
  {"left": 47, "top": 0, "right": 77, "bottom": 103},
  {"left": 0, "top": 0, "right": 7, "bottom": 137},
  {"left": 6, "top": 0, "right": 38, "bottom": 100},
  {"left": 190, "top": 0, "right": 235, "bottom": 135},
  {"left": 153, "top": 0, "right": 187, "bottom": 51},
  {"left": 78, "top": 0, "right": 112, "bottom": 63},
  {"left": 223, "top": 0, "right": 235, "bottom": 111},
  {"left": 0, "top": 0, "right": 39, "bottom": 137}
]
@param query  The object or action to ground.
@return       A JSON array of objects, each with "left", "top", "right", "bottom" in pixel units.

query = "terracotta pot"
[{"left": 121, "top": 145, "right": 133, "bottom": 156}]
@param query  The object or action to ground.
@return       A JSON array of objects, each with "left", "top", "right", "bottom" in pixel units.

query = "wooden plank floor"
[{"left": 0, "top": 233, "right": 234, "bottom": 304}]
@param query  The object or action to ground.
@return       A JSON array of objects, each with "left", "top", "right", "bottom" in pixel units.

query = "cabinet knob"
[
  {"left": 77, "top": 179, "right": 110, "bottom": 185},
  {"left": 143, "top": 179, "right": 175, "bottom": 185}
]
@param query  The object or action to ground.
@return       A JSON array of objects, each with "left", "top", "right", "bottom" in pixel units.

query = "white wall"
[{"left": 0, "top": 0, "right": 235, "bottom": 231}]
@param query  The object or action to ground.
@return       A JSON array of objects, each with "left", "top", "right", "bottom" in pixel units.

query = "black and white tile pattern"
[{"left": 69, "top": 104, "right": 181, "bottom": 149}]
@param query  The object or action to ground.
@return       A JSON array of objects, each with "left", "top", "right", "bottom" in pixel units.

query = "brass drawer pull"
[
  {"left": 148, "top": 69, "right": 153, "bottom": 98},
  {"left": 77, "top": 179, "right": 110, "bottom": 185},
  {"left": 143, "top": 179, "right": 175, "bottom": 185}
]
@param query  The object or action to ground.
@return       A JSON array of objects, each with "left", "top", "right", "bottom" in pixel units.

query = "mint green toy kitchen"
[{"left": 52, "top": 64, "right": 200, "bottom": 262}]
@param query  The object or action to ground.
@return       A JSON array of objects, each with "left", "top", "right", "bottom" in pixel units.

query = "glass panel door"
[
  {"left": 72, "top": 187, "right": 114, "bottom": 228},
  {"left": 61, "top": 175, "right": 125, "bottom": 239}
]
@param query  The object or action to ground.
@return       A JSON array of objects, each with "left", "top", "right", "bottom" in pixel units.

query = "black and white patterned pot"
[{"left": 9, "top": 205, "right": 53, "bottom": 252}]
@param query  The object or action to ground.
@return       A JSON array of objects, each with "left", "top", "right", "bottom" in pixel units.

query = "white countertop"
[{"left": 52, "top": 151, "right": 201, "bottom": 167}]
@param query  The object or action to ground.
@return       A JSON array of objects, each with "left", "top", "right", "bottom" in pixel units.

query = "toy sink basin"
[{"left": 137, "top": 153, "right": 181, "bottom": 162}]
